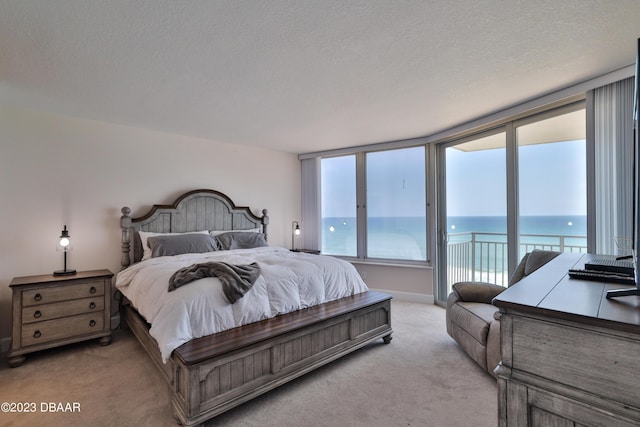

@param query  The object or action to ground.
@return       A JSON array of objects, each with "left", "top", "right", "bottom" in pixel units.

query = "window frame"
[{"left": 319, "top": 145, "right": 430, "bottom": 266}]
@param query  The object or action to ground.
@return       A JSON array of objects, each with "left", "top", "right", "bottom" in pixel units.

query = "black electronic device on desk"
[
  {"left": 584, "top": 256, "right": 635, "bottom": 275},
  {"left": 568, "top": 254, "right": 640, "bottom": 297},
  {"left": 568, "top": 268, "right": 636, "bottom": 285}
]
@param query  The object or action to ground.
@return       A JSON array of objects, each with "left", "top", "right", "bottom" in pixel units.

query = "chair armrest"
[{"left": 452, "top": 282, "right": 506, "bottom": 304}]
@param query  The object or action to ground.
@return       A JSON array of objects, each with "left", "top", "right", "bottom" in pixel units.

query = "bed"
[{"left": 117, "top": 189, "right": 393, "bottom": 426}]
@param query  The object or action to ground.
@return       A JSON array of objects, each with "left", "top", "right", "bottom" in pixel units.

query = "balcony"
[{"left": 446, "top": 231, "right": 587, "bottom": 288}]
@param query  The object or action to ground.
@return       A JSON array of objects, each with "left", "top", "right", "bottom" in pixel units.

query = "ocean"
[
  {"left": 322, "top": 217, "right": 426, "bottom": 259},
  {"left": 447, "top": 215, "right": 587, "bottom": 237},
  {"left": 321, "top": 215, "right": 588, "bottom": 261}
]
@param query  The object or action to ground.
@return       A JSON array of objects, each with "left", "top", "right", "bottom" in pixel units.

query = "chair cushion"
[{"left": 448, "top": 301, "right": 498, "bottom": 346}]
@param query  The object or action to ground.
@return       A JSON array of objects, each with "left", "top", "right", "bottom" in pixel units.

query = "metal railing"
[{"left": 447, "top": 231, "right": 587, "bottom": 288}]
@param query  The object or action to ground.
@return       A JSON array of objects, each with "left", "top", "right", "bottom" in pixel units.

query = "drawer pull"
[
  {"left": 34, "top": 310, "right": 42, "bottom": 319},
  {"left": 89, "top": 320, "right": 96, "bottom": 327},
  {"left": 34, "top": 293, "right": 42, "bottom": 302},
  {"left": 90, "top": 287, "right": 97, "bottom": 294},
  {"left": 33, "top": 330, "right": 41, "bottom": 338},
  {"left": 89, "top": 302, "right": 96, "bottom": 309}
]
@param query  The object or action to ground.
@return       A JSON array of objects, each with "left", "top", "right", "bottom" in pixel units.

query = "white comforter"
[{"left": 115, "top": 246, "right": 368, "bottom": 362}]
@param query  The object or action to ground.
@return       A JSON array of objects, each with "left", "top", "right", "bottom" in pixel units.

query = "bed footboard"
[{"left": 123, "top": 291, "right": 392, "bottom": 426}]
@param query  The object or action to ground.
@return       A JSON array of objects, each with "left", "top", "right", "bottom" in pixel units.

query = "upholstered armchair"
[{"left": 446, "top": 250, "right": 560, "bottom": 377}]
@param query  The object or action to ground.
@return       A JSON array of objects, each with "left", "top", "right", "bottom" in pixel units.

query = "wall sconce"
[
  {"left": 291, "top": 221, "right": 301, "bottom": 251},
  {"left": 54, "top": 225, "right": 76, "bottom": 276}
]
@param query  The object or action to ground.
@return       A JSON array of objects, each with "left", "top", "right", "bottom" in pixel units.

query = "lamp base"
[{"left": 53, "top": 269, "right": 77, "bottom": 276}]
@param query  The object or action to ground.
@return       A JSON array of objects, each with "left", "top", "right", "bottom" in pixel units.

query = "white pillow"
[
  {"left": 138, "top": 230, "right": 209, "bottom": 261},
  {"left": 209, "top": 228, "right": 261, "bottom": 236}
]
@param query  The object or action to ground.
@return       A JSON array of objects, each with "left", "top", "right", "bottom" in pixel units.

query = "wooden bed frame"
[{"left": 119, "top": 189, "right": 393, "bottom": 426}]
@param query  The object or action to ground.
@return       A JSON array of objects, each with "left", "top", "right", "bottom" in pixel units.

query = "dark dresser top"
[{"left": 493, "top": 253, "right": 640, "bottom": 335}]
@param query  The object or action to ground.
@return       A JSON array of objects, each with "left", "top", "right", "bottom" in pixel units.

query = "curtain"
[
  {"left": 300, "top": 157, "right": 321, "bottom": 250},
  {"left": 593, "top": 77, "right": 634, "bottom": 255}
]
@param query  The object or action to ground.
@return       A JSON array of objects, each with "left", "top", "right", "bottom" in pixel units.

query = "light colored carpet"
[{"left": 0, "top": 301, "right": 497, "bottom": 426}]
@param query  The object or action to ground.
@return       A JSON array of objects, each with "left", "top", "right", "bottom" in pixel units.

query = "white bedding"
[{"left": 115, "top": 246, "right": 369, "bottom": 362}]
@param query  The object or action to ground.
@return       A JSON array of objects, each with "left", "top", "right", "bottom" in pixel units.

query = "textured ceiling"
[{"left": 1, "top": 0, "right": 639, "bottom": 154}]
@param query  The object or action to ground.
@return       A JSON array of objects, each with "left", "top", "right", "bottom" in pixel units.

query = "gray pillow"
[
  {"left": 147, "top": 234, "right": 219, "bottom": 258},
  {"left": 216, "top": 232, "right": 268, "bottom": 250}
]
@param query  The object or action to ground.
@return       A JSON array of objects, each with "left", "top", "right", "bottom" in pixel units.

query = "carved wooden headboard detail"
[{"left": 120, "top": 189, "right": 269, "bottom": 269}]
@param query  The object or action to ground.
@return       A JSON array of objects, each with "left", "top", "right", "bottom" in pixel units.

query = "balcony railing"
[{"left": 447, "top": 231, "right": 587, "bottom": 288}]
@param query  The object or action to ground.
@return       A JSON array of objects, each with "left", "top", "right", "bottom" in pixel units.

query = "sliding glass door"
[
  {"left": 438, "top": 131, "right": 507, "bottom": 296},
  {"left": 436, "top": 102, "right": 587, "bottom": 303},
  {"left": 516, "top": 108, "right": 587, "bottom": 258}
]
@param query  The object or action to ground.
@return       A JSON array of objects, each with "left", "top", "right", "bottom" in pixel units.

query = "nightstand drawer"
[
  {"left": 22, "top": 296, "right": 104, "bottom": 324},
  {"left": 21, "top": 312, "right": 105, "bottom": 347},
  {"left": 22, "top": 280, "right": 104, "bottom": 306}
]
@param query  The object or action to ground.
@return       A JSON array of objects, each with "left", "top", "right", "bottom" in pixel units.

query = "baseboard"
[{"left": 371, "top": 288, "right": 433, "bottom": 304}]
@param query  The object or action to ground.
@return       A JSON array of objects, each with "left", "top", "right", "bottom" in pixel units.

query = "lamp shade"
[
  {"left": 58, "top": 225, "right": 71, "bottom": 248},
  {"left": 292, "top": 221, "right": 301, "bottom": 250},
  {"left": 54, "top": 225, "right": 76, "bottom": 276}
]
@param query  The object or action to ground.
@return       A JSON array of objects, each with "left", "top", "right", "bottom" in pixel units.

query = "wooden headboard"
[{"left": 120, "top": 189, "right": 269, "bottom": 269}]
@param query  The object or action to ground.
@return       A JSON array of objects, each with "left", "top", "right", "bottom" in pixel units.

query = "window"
[
  {"left": 320, "top": 146, "right": 427, "bottom": 262},
  {"left": 366, "top": 147, "right": 426, "bottom": 260},
  {"left": 321, "top": 155, "right": 357, "bottom": 256}
]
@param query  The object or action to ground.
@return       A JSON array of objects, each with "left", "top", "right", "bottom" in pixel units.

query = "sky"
[
  {"left": 321, "top": 146, "right": 426, "bottom": 218},
  {"left": 321, "top": 139, "right": 587, "bottom": 219},
  {"left": 447, "top": 139, "right": 587, "bottom": 217},
  {"left": 321, "top": 155, "right": 357, "bottom": 218}
]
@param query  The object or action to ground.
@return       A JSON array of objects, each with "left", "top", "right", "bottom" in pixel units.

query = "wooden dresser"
[
  {"left": 493, "top": 253, "right": 640, "bottom": 427},
  {"left": 8, "top": 269, "right": 114, "bottom": 367}
]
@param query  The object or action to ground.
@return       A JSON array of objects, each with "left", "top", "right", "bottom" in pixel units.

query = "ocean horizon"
[
  {"left": 321, "top": 215, "right": 588, "bottom": 260},
  {"left": 447, "top": 215, "right": 587, "bottom": 237}
]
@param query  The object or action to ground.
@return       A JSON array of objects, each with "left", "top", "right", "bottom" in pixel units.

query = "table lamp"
[
  {"left": 54, "top": 225, "right": 76, "bottom": 276},
  {"left": 292, "top": 221, "right": 301, "bottom": 251}
]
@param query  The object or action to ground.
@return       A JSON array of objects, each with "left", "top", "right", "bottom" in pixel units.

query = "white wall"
[
  {"left": 0, "top": 104, "right": 435, "bottom": 349},
  {"left": 0, "top": 105, "right": 301, "bottom": 341},
  {"left": 353, "top": 263, "right": 433, "bottom": 303}
]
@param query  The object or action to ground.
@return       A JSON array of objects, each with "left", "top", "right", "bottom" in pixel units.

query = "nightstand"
[{"left": 8, "top": 269, "right": 114, "bottom": 368}]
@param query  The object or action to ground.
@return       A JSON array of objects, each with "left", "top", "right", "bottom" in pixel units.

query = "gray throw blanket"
[{"left": 168, "top": 262, "right": 261, "bottom": 304}]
